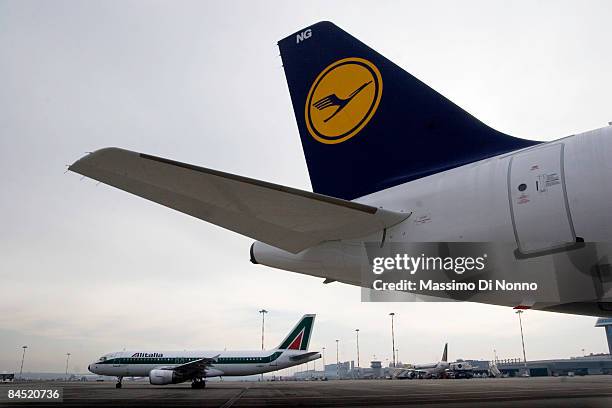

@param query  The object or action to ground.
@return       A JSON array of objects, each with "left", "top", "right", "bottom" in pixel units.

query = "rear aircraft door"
[
  {"left": 508, "top": 143, "right": 576, "bottom": 255},
  {"left": 269, "top": 353, "right": 278, "bottom": 367}
]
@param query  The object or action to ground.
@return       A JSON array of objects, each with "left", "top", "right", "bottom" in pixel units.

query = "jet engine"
[{"left": 149, "top": 369, "right": 182, "bottom": 385}]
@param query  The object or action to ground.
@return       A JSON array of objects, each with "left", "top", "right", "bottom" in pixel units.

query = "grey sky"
[{"left": 1, "top": 0, "right": 612, "bottom": 374}]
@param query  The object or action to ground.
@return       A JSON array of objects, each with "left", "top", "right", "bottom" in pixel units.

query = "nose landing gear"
[{"left": 115, "top": 377, "right": 123, "bottom": 389}]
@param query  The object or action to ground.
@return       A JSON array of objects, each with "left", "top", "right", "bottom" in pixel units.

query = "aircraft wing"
[
  {"left": 156, "top": 355, "right": 219, "bottom": 377},
  {"left": 69, "top": 148, "right": 409, "bottom": 253}
]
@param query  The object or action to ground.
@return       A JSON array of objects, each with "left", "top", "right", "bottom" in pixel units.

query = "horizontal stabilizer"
[
  {"left": 289, "top": 351, "right": 320, "bottom": 361},
  {"left": 69, "top": 148, "right": 409, "bottom": 253}
]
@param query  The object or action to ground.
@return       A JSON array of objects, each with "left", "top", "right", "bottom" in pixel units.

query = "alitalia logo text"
[{"left": 131, "top": 352, "right": 164, "bottom": 358}]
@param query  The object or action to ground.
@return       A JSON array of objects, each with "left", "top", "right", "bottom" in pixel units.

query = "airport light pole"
[
  {"left": 258, "top": 309, "right": 268, "bottom": 382},
  {"left": 389, "top": 313, "right": 396, "bottom": 368},
  {"left": 355, "top": 329, "right": 360, "bottom": 374},
  {"left": 19, "top": 346, "right": 28, "bottom": 379},
  {"left": 258, "top": 309, "right": 268, "bottom": 350},
  {"left": 65, "top": 353, "right": 71, "bottom": 380},
  {"left": 516, "top": 310, "right": 528, "bottom": 374},
  {"left": 322, "top": 347, "right": 326, "bottom": 379},
  {"left": 336, "top": 339, "right": 339, "bottom": 379}
]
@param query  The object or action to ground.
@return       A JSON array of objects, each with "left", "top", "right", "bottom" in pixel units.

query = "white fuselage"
[
  {"left": 413, "top": 362, "right": 450, "bottom": 377},
  {"left": 252, "top": 126, "right": 612, "bottom": 314},
  {"left": 88, "top": 349, "right": 319, "bottom": 378}
]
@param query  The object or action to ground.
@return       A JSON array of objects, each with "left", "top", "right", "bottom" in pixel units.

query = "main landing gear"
[
  {"left": 191, "top": 378, "right": 206, "bottom": 389},
  {"left": 115, "top": 377, "right": 123, "bottom": 389}
]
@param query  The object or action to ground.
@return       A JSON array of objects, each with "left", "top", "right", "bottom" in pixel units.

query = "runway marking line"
[{"left": 219, "top": 385, "right": 250, "bottom": 408}]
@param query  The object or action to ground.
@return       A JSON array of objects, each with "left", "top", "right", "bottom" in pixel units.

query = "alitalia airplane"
[
  {"left": 71, "top": 22, "right": 612, "bottom": 317},
  {"left": 87, "top": 314, "right": 319, "bottom": 388}
]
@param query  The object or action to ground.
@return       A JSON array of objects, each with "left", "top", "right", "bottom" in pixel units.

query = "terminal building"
[
  {"left": 438, "top": 319, "right": 612, "bottom": 378},
  {"left": 461, "top": 354, "right": 612, "bottom": 377},
  {"left": 295, "top": 355, "right": 612, "bottom": 379},
  {"left": 294, "top": 319, "right": 612, "bottom": 380},
  {"left": 496, "top": 355, "right": 612, "bottom": 377},
  {"left": 293, "top": 360, "right": 389, "bottom": 379},
  {"left": 293, "top": 361, "right": 353, "bottom": 380}
]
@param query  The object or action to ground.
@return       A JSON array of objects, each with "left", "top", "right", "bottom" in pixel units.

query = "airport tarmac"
[{"left": 3, "top": 377, "right": 612, "bottom": 407}]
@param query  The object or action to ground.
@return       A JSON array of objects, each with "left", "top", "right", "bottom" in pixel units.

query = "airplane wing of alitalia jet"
[
  {"left": 151, "top": 355, "right": 220, "bottom": 382},
  {"left": 69, "top": 148, "right": 409, "bottom": 253}
]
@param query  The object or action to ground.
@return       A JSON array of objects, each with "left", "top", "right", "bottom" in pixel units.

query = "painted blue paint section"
[
  {"left": 278, "top": 21, "right": 540, "bottom": 200},
  {"left": 606, "top": 326, "right": 612, "bottom": 355},
  {"left": 595, "top": 318, "right": 612, "bottom": 326}
]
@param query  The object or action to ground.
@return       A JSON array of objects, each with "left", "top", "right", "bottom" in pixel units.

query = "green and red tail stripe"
[{"left": 277, "top": 314, "right": 315, "bottom": 351}]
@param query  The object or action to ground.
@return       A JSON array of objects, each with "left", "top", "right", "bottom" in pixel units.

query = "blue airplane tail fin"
[{"left": 278, "top": 21, "right": 539, "bottom": 200}]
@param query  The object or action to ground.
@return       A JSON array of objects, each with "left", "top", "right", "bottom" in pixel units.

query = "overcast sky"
[{"left": 2, "top": 0, "right": 612, "bottom": 375}]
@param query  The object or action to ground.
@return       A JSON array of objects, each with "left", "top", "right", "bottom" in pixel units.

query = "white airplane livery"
[
  {"left": 394, "top": 343, "right": 449, "bottom": 379},
  {"left": 88, "top": 315, "right": 319, "bottom": 388},
  {"left": 412, "top": 343, "right": 450, "bottom": 378},
  {"left": 71, "top": 21, "right": 612, "bottom": 317}
]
